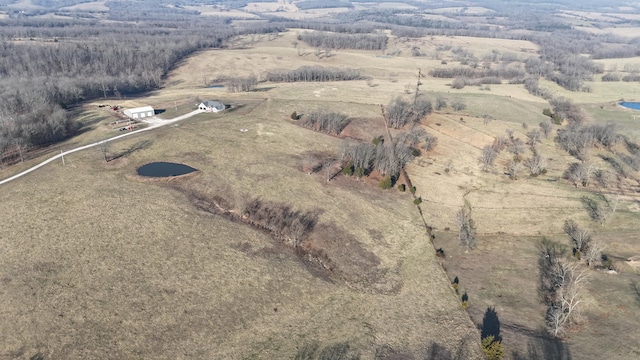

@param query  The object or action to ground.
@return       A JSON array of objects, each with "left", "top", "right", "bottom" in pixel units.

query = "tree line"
[
  {"left": 385, "top": 96, "right": 432, "bottom": 129},
  {"left": 295, "top": 0, "right": 353, "bottom": 10},
  {"left": 265, "top": 66, "right": 364, "bottom": 83},
  {"left": 300, "top": 109, "right": 351, "bottom": 136},
  {"left": 429, "top": 66, "right": 525, "bottom": 80},
  {"left": 297, "top": 31, "right": 388, "bottom": 50}
]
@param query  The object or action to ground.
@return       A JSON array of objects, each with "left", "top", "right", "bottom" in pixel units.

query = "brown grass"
[{"left": 3, "top": 28, "right": 640, "bottom": 359}]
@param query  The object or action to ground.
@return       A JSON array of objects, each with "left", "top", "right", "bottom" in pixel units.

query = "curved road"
[{"left": 0, "top": 109, "right": 205, "bottom": 186}]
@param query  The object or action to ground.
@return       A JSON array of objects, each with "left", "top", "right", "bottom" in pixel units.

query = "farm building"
[
  {"left": 198, "top": 101, "right": 225, "bottom": 112},
  {"left": 124, "top": 106, "right": 154, "bottom": 119}
]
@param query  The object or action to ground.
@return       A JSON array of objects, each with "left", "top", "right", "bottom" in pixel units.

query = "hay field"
[{"left": 3, "top": 29, "right": 640, "bottom": 359}]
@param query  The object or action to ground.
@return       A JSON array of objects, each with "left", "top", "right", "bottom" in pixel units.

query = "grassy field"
[{"left": 3, "top": 27, "right": 640, "bottom": 360}]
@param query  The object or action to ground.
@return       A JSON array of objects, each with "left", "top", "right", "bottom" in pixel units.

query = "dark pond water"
[
  {"left": 620, "top": 102, "right": 640, "bottom": 110},
  {"left": 137, "top": 162, "right": 198, "bottom": 177}
]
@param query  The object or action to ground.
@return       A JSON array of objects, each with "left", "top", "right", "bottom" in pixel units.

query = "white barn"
[
  {"left": 198, "top": 101, "right": 225, "bottom": 113},
  {"left": 124, "top": 106, "right": 154, "bottom": 119}
]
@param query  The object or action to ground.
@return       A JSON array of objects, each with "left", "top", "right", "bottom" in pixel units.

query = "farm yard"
[{"left": 1, "top": 1, "right": 640, "bottom": 359}]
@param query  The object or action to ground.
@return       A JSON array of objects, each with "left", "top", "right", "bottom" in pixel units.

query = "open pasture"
[{"left": 4, "top": 22, "right": 640, "bottom": 359}]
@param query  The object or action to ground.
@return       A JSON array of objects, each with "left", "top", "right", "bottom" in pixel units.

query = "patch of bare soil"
[
  {"left": 304, "top": 223, "right": 403, "bottom": 294},
  {"left": 341, "top": 117, "right": 387, "bottom": 142}
]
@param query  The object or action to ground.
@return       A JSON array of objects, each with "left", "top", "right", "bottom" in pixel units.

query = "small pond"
[
  {"left": 620, "top": 102, "right": 640, "bottom": 110},
  {"left": 137, "top": 162, "right": 198, "bottom": 177}
]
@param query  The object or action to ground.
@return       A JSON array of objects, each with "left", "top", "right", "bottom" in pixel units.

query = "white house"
[
  {"left": 198, "top": 100, "right": 225, "bottom": 113},
  {"left": 124, "top": 106, "right": 154, "bottom": 119}
]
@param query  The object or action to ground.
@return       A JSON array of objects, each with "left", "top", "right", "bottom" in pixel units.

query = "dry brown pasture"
[{"left": 3, "top": 30, "right": 640, "bottom": 360}]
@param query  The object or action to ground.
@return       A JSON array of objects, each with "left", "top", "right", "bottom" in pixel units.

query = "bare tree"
[
  {"left": 480, "top": 145, "right": 497, "bottom": 171},
  {"left": 538, "top": 239, "right": 588, "bottom": 338},
  {"left": 506, "top": 160, "right": 523, "bottom": 180},
  {"left": 540, "top": 121, "right": 553, "bottom": 138},
  {"left": 423, "top": 132, "right": 438, "bottom": 152},
  {"left": 563, "top": 219, "right": 592, "bottom": 256},
  {"left": 508, "top": 137, "right": 526, "bottom": 157},
  {"left": 526, "top": 129, "right": 542, "bottom": 145},
  {"left": 563, "top": 162, "right": 596, "bottom": 187},
  {"left": 323, "top": 158, "right": 337, "bottom": 182},
  {"left": 491, "top": 136, "right": 508, "bottom": 153},
  {"left": 451, "top": 99, "right": 466, "bottom": 111},
  {"left": 435, "top": 96, "right": 447, "bottom": 110},
  {"left": 525, "top": 150, "right": 547, "bottom": 176},
  {"left": 482, "top": 114, "right": 494, "bottom": 126},
  {"left": 545, "top": 259, "right": 588, "bottom": 338},
  {"left": 302, "top": 152, "right": 324, "bottom": 174},
  {"left": 584, "top": 240, "right": 604, "bottom": 269},
  {"left": 456, "top": 201, "right": 477, "bottom": 251},
  {"left": 593, "top": 169, "right": 613, "bottom": 189},
  {"left": 301, "top": 109, "right": 351, "bottom": 135},
  {"left": 596, "top": 193, "right": 620, "bottom": 224}
]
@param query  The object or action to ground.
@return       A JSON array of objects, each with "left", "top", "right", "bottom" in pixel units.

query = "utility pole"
[{"left": 61, "top": 150, "right": 65, "bottom": 166}]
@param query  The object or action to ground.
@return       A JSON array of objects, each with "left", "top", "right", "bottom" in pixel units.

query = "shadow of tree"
[
  {"left": 480, "top": 306, "right": 502, "bottom": 343},
  {"left": 423, "top": 335, "right": 476, "bottom": 360},
  {"left": 106, "top": 140, "right": 153, "bottom": 162}
]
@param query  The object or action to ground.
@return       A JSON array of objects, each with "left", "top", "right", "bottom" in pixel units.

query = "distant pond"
[
  {"left": 620, "top": 102, "right": 640, "bottom": 110},
  {"left": 137, "top": 162, "right": 198, "bottom": 177}
]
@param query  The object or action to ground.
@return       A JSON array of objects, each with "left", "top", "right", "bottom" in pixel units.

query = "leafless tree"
[
  {"left": 563, "top": 219, "right": 592, "bottom": 255},
  {"left": 225, "top": 76, "right": 258, "bottom": 92},
  {"left": 298, "top": 31, "right": 388, "bottom": 50},
  {"left": 593, "top": 169, "right": 613, "bottom": 189},
  {"left": 491, "top": 136, "right": 508, "bottom": 153},
  {"left": 385, "top": 97, "right": 412, "bottom": 128},
  {"left": 385, "top": 96, "right": 432, "bottom": 128},
  {"left": 539, "top": 121, "right": 553, "bottom": 138},
  {"left": 525, "top": 150, "right": 547, "bottom": 176},
  {"left": 538, "top": 239, "right": 588, "bottom": 338},
  {"left": 482, "top": 114, "right": 494, "bottom": 126},
  {"left": 323, "top": 158, "right": 338, "bottom": 182},
  {"left": 545, "top": 259, "right": 588, "bottom": 338},
  {"left": 508, "top": 137, "right": 526, "bottom": 157},
  {"left": 451, "top": 99, "right": 466, "bottom": 111},
  {"left": 563, "top": 162, "right": 596, "bottom": 187},
  {"left": 340, "top": 141, "right": 375, "bottom": 171},
  {"left": 584, "top": 240, "right": 604, "bottom": 269},
  {"left": 596, "top": 193, "right": 620, "bottom": 224},
  {"left": 302, "top": 109, "right": 351, "bottom": 135},
  {"left": 591, "top": 123, "right": 619, "bottom": 151},
  {"left": 456, "top": 201, "right": 477, "bottom": 251},
  {"left": 265, "top": 66, "right": 363, "bottom": 82},
  {"left": 506, "top": 159, "right": 523, "bottom": 180},
  {"left": 302, "top": 152, "right": 324, "bottom": 174},
  {"left": 480, "top": 145, "right": 497, "bottom": 171},
  {"left": 526, "top": 129, "right": 542, "bottom": 145},
  {"left": 423, "top": 132, "right": 438, "bottom": 152},
  {"left": 435, "top": 96, "right": 447, "bottom": 110},
  {"left": 505, "top": 128, "right": 514, "bottom": 139},
  {"left": 550, "top": 97, "right": 586, "bottom": 126}
]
